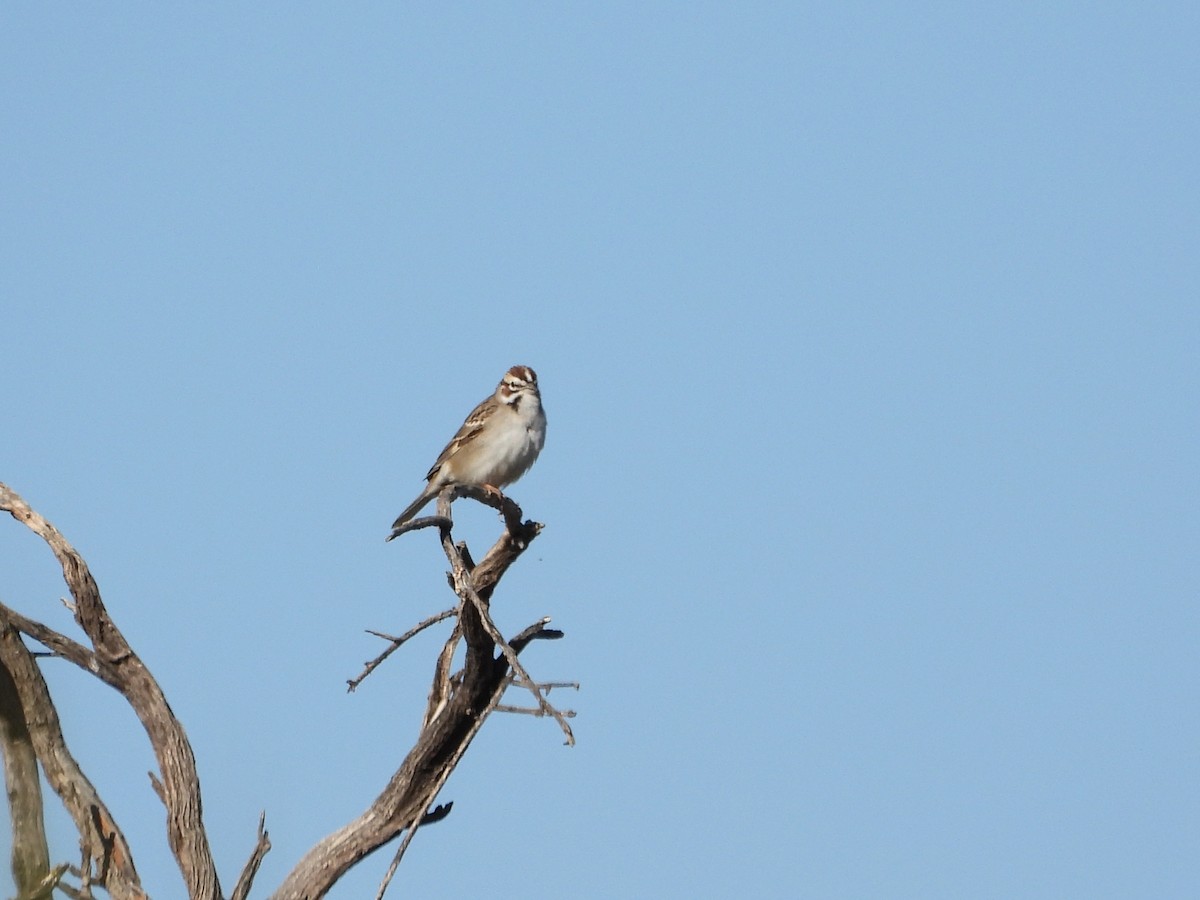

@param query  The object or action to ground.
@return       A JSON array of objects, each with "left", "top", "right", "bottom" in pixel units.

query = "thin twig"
[
  {"left": 372, "top": 819, "right": 419, "bottom": 900},
  {"left": 440, "top": 529, "right": 575, "bottom": 745},
  {"left": 54, "top": 874, "right": 87, "bottom": 900},
  {"left": 347, "top": 608, "right": 456, "bottom": 692},
  {"left": 0, "top": 603, "right": 108, "bottom": 686},
  {"left": 230, "top": 811, "right": 271, "bottom": 900},
  {"left": 496, "top": 705, "right": 579, "bottom": 718},
  {"left": 374, "top": 679, "right": 510, "bottom": 900},
  {"left": 385, "top": 515, "right": 451, "bottom": 541},
  {"left": 497, "top": 676, "right": 578, "bottom": 715},
  {"left": 0, "top": 645, "right": 51, "bottom": 898},
  {"left": 518, "top": 680, "right": 579, "bottom": 692},
  {"left": 419, "top": 803, "right": 453, "bottom": 826},
  {"left": 271, "top": 490, "right": 571, "bottom": 899},
  {"left": 12, "top": 861, "right": 70, "bottom": 900}
]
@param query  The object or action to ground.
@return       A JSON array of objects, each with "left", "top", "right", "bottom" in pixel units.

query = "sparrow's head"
[{"left": 498, "top": 365, "right": 539, "bottom": 407}]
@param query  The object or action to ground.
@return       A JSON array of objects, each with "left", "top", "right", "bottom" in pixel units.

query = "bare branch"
[
  {"left": 3, "top": 479, "right": 575, "bottom": 900},
  {"left": 0, "top": 622, "right": 145, "bottom": 899},
  {"left": 496, "top": 645, "right": 578, "bottom": 717},
  {"left": 436, "top": 511, "right": 574, "bottom": 745},
  {"left": 0, "top": 644, "right": 51, "bottom": 897},
  {"left": 385, "top": 514, "right": 452, "bottom": 541},
  {"left": 0, "top": 603, "right": 108, "bottom": 687},
  {"left": 423, "top": 620, "right": 462, "bottom": 730},
  {"left": 230, "top": 811, "right": 271, "bottom": 900},
  {"left": 347, "top": 608, "right": 456, "bottom": 692},
  {"left": 526, "top": 680, "right": 579, "bottom": 692},
  {"left": 496, "top": 704, "right": 579, "bottom": 717},
  {"left": 12, "top": 861, "right": 70, "bottom": 900},
  {"left": 0, "top": 482, "right": 219, "bottom": 900},
  {"left": 372, "top": 813, "right": 427, "bottom": 900},
  {"left": 419, "top": 802, "right": 453, "bottom": 825},
  {"left": 385, "top": 483, "right": 523, "bottom": 543},
  {"left": 446, "top": 484, "right": 526, "bottom": 534},
  {"left": 271, "top": 489, "right": 568, "bottom": 899},
  {"left": 509, "top": 619, "right": 566, "bottom": 649}
]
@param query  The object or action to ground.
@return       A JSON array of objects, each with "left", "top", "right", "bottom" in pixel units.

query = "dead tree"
[{"left": 0, "top": 481, "right": 574, "bottom": 900}]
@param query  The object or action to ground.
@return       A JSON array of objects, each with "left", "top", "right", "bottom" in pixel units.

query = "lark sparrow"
[{"left": 388, "top": 365, "right": 546, "bottom": 538}]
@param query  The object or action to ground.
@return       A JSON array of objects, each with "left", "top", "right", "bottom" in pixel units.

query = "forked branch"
[
  {"left": 1, "top": 479, "right": 572, "bottom": 900},
  {"left": 271, "top": 488, "right": 571, "bottom": 899},
  {"left": 0, "top": 482, "right": 215, "bottom": 900}
]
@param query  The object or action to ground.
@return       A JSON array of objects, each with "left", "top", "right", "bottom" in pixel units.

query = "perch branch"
[
  {"left": 385, "top": 514, "right": 451, "bottom": 541},
  {"left": 271, "top": 491, "right": 565, "bottom": 899},
  {"left": 386, "top": 483, "right": 525, "bottom": 543},
  {"left": 496, "top": 673, "right": 578, "bottom": 718}
]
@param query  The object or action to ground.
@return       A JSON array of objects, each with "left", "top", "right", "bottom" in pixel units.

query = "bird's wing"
[{"left": 424, "top": 395, "right": 495, "bottom": 481}]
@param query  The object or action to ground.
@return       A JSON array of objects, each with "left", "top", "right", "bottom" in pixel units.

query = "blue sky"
[{"left": 2, "top": 4, "right": 1197, "bottom": 898}]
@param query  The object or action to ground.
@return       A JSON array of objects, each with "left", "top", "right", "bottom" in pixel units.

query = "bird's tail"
[{"left": 386, "top": 487, "right": 436, "bottom": 541}]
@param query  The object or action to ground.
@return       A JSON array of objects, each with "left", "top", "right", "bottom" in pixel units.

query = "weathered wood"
[
  {"left": 0, "top": 642, "right": 51, "bottom": 898},
  {"left": 1, "top": 478, "right": 571, "bottom": 900},
  {"left": 270, "top": 489, "right": 565, "bottom": 899},
  {"left": 1, "top": 483, "right": 215, "bottom": 899},
  {"left": 0, "top": 622, "right": 146, "bottom": 899}
]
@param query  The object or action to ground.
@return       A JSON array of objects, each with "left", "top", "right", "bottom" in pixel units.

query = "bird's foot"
[{"left": 480, "top": 483, "right": 507, "bottom": 502}]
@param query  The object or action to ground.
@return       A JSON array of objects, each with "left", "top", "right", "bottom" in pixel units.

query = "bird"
[{"left": 387, "top": 365, "right": 546, "bottom": 539}]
